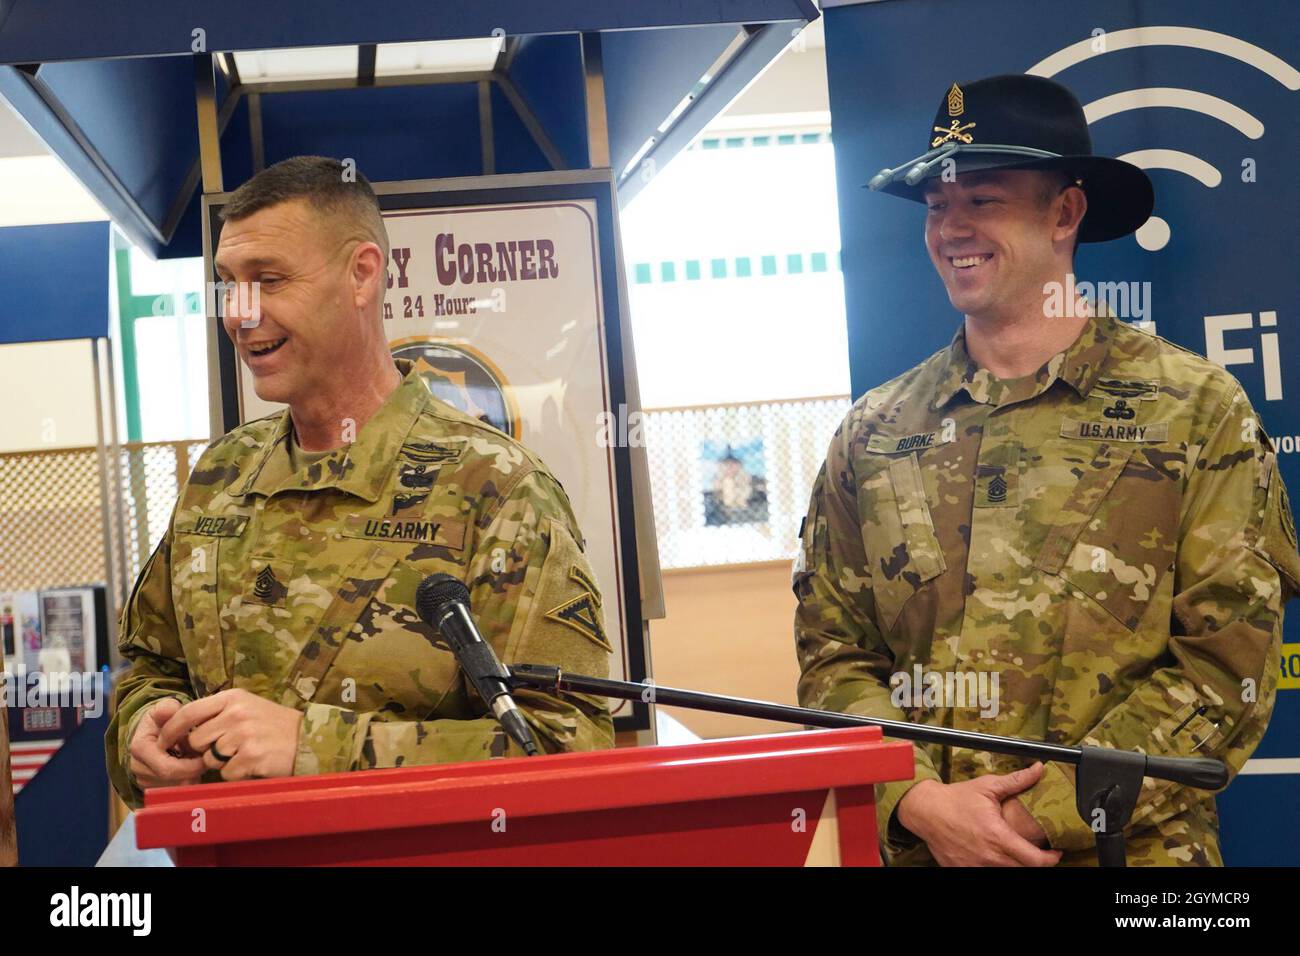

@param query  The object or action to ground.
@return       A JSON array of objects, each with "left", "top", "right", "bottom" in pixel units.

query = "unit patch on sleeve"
[{"left": 545, "top": 565, "right": 612, "bottom": 651}]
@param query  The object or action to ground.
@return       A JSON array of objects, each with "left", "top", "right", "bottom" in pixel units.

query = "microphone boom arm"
[{"left": 507, "top": 663, "right": 1228, "bottom": 867}]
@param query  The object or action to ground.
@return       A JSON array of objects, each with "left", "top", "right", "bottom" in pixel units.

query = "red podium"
[{"left": 134, "top": 726, "right": 913, "bottom": 866}]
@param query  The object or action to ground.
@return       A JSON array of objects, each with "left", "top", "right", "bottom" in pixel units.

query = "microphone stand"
[{"left": 508, "top": 664, "right": 1228, "bottom": 868}]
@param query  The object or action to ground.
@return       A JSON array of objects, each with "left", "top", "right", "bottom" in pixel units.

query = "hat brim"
[{"left": 867, "top": 152, "right": 1154, "bottom": 243}]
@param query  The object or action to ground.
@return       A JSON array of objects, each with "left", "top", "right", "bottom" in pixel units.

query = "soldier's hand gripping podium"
[{"left": 105, "top": 157, "right": 614, "bottom": 808}]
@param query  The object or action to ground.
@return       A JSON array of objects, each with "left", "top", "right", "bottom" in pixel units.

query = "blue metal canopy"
[
  {"left": 0, "top": 221, "right": 110, "bottom": 344},
  {"left": 0, "top": 1, "right": 817, "bottom": 258}
]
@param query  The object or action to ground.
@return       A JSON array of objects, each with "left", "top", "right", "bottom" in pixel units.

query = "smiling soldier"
[
  {"left": 105, "top": 156, "right": 614, "bottom": 807},
  {"left": 793, "top": 76, "right": 1300, "bottom": 866}
]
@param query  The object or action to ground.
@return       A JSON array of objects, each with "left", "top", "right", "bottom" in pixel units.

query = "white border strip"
[{"left": 1238, "top": 758, "right": 1300, "bottom": 775}]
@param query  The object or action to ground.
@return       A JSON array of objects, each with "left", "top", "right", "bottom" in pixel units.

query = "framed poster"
[
  {"left": 0, "top": 591, "right": 38, "bottom": 679},
  {"left": 1, "top": 586, "right": 105, "bottom": 688},
  {"left": 204, "top": 170, "right": 658, "bottom": 732},
  {"left": 39, "top": 587, "right": 97, "bottom": 674},
  {"left": 5, "top": 586, "right": 106, "bottom": 796}
]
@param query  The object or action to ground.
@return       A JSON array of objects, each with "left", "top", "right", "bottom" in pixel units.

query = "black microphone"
[{"left": 415, "top": 573, "right": 540, "bottom": 757}]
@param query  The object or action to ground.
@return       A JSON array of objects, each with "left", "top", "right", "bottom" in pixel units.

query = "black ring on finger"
[{"left": 210, "top": 741, "right": 234, "bottom": 763}]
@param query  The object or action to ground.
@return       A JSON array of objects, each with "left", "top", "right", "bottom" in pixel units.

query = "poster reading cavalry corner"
[
  {"left": 383, "top": 199, "right": 631, "bottom": 690},
  {"left": 240, "top": 198, "right": 632, "bottom": 694}
]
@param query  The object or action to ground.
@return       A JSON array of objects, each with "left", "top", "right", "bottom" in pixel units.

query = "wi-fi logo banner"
[
  {"left": 1024, "top": 17, "right": 1300, "bottom": 869},
  {"left": 1028, "top": 26, "right": 1299, "bottom": 252},
  {"left": 823, "top": 0, "right": 1300, "bottom": 867}
]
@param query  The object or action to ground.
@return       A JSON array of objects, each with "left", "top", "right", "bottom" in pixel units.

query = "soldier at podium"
[
  {"left": 793, "top": 76, "right": 1300, "bottom": 866},
  {"left": 106, "top": 157, "right": 614, "bottom": 808}
]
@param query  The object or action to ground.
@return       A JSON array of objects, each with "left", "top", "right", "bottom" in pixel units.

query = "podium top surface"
[{"left": 135, "top": 726, "right": 913, "bottom": 850}]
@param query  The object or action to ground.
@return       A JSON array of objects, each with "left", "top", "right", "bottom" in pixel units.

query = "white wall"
[
  {"left": 0, "top": 339, "right": 101, "bottom": 452},
  {"left": 0, "top": 156, "right": 108, "bottom": 227},
  {"left": 0, "top": 93, "right": 113, "bottom": 454}
]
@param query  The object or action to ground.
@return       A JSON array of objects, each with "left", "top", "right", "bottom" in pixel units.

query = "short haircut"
[
  {"left": 1036, "top": 168, "right": 1082, "bottom": 257},
  {"left": 220, "top": 155, "right": 389, "bottom": 261}
]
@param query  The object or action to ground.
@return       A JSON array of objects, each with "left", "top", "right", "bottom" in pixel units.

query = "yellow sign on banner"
[{"left": 1281, "top": 644, "right": 1300, "bottom": 690}]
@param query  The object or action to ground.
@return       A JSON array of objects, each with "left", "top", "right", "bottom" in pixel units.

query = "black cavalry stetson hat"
[{"left": 865, "top": 74, "right": 1154, "bottom": 243}]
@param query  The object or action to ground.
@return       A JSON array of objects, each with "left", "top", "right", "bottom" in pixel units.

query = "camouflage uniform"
[
  {"left": 794, "top": 309, "right": 1300, "bottom": 866},
  {"left": 107, "top": 359, "right": 614, "bottom": 808}
]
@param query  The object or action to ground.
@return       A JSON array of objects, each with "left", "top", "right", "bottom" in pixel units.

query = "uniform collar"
[
  {"left": 230, "top": 359, "right": 430, "bottom": 502},
  {"left": 930, "top": 302, "right": 1118, "bottom": 410}
]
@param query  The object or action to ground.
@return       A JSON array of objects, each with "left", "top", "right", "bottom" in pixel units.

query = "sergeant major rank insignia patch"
[
  {"left": 932, "top": 82, "right": 975, "bottom": 147},
  {"left": 248, "top": 563, "right": 287, "bottom": 606}
]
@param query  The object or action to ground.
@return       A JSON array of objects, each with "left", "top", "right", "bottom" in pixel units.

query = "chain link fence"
[
  {"left": 115, "top": 440, "right": 208, "bottom": 584},
  {"left": 0, "top": 447, "right": 108, "bottom": 594},
  {"left": 643, "top": 395, "right": 850, "bottom": 570},
  {"left": 3, "top": 395, "right": 851, "bottom": 596},
  {"left": 0, "top": 440, "right": 207, "bottom": 596}
]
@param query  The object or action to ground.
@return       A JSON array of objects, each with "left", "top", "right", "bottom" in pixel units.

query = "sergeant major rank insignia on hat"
[{"left": 932, "top": 82, "right": 976, "bottom": 147}]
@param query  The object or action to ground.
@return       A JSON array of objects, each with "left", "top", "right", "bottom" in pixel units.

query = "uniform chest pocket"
[
  {"left": 860, "top": 452, "right": 947, "bottom": 633},
  {"left": 282, "top": 544, "right": 402, "bottom": 703},
  {"left": 1033, "top": 442, "right": 1180, "bottom": 631},
  {"left": 171, "top": 512, "right": 251, "bottom": 694},
  {"left": 283, "top": 548, "right": 466, "bottom": 720}
]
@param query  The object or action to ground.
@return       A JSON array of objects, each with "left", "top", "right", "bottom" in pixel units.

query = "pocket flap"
[
  {"left": 1033, "top": 444, "right": 1134, "bottom": 575},
  {"left": 886, "top": 453, "right": 946, "bottom": 582},
  {"left": 169, "top": 537, "right": 229, "bottom": 693},
  {"left": 284, "top": 546, "right": 401, "bottom": 702}
]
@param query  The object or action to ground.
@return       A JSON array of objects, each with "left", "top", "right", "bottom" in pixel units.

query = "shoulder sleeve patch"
[
  {"left": 546, "top": 569, "right": 612, "bottom": 652},
  {"left": 566, "top": 564, "right": 602, "bottom": 608}
]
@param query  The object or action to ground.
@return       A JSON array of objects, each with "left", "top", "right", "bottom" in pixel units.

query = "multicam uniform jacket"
[
  {"left": 107, "top": 359, "right": 614, "bottom": 808},
  {"left": 794, "top": 309, "right": 1300, "bottom": 866}
]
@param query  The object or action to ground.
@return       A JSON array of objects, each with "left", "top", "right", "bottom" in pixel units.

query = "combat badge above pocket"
[
  {"left": 400, "top": 439, "right": 465, "bottom": 467},
  {"left": 394, "top": 440, "right": 466, "bottom": 494}
]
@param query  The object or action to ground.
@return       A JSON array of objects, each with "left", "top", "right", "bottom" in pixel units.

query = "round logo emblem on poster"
[{"left": 389, "top": 337, "right": 521, "bottom": 440}]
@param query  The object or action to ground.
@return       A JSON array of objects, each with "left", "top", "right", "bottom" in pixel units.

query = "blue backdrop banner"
[
  {"left": 824, "top": 0, "right": 1299, "bottom": 865},
  {"left": 0, "top": 222, "right": 110, "bottom": 345}
]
